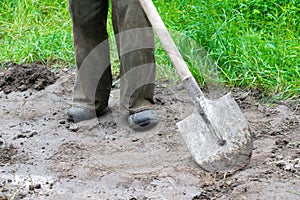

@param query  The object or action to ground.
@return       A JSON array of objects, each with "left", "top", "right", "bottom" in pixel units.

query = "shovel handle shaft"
[
  {"left": 139, "top": 0, "right": 193, "bottom": 81},
  {"left": 139, "top": 0, "right": 226, "bottom": 145}
]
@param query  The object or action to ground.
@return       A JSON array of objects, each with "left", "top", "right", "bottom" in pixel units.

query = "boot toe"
[
  {"left": 67, "top": 107, "right": 109, "bottom": 123},
  {"left": 128, "top": 110, "right": 158, "bottom": 131}
]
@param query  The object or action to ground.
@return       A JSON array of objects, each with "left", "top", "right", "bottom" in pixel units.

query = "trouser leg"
[
  {"left": 69, "top": 0, "right": 112, "bottom": 111},
  {"left": 112, "top": 0, "right": 156, "bottom": 114}
]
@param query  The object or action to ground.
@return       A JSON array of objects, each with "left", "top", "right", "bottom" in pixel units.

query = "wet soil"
[
  {"left": 0, "top": 65, "right": 299, "bottom": 199},
  {"left": 0, "top": 64, "right": 57, "bottom": 94}
]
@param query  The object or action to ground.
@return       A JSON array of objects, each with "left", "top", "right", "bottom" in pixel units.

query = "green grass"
[
  {"left": 154, "top": 0, "right": 300, "bottom": 99},
  {"left": 0, "top": 0, "right": 73, "bottom": 65},
  {"left": 0, "top": 0, "right": 299, "bottom": 99}
]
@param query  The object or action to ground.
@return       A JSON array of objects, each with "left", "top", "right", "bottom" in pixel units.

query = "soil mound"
[{"left": 0, "top": 64, "right": 57, "bottom": 94}]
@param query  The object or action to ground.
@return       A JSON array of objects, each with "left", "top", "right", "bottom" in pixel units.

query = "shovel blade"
[{"left": 177, "top": 93, "right": 253, "bottom": 172}]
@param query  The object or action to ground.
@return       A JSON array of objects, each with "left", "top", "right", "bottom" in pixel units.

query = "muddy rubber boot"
[
  {"left": 67, "top": 107, "right": 110, "bottom": 123},
  {"left": 128, "top": 109, "right": 158, "bottom": 131}
]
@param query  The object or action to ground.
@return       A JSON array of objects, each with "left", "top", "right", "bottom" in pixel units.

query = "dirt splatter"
[{"left": 0, "top": 64, "right": 57, "bottom": 94}]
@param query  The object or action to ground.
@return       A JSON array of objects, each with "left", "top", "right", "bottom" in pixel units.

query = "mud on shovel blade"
[
  {"left": 139, "top": 0, "right": 253, "bottom": 172},
  {"left": 177, "top": 78, "right": 253, "bottom": 172}
]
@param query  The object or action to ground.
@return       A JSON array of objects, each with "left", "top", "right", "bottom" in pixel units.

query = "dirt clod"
[
  {"left": 68, "top": 124, "right": 79, "bottom": 132},
  {"left": 0, "top": 144, "right": 17, "bottom": 165},
  {"left": 34, "top": 184, "right": 42, "bottom": 189},
  {"left": 29, "top": 184, "right": 35, "bottom": 191},
  {"left": 275, "top": 139, "right": 289, "bottom": 146},
  {"left": 0, "top": 64, "right": 57, "bottom": 94}
]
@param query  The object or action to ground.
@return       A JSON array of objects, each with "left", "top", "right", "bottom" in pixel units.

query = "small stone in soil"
[
  {"left": 29, "top": 184, "right": 35, "bottom": 191},
  {"left": 35, "top": 184, "right": 41, "bottom": 189},
  {"left": 275, "top": 139, "right": 289, "bottom": 146},
  {"left": 69, "top": 124, "right": 79, "bottom": 132}
]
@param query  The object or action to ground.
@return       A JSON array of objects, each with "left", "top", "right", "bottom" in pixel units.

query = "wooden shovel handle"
[
  {"left": 139, "top": 0, "right": 193, "bottom": 81},
  {"left": 139, "top": 0, "right": 226, "bottom": 145}
]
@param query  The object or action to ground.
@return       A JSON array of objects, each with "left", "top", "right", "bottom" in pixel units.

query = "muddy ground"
[{"left": 0, "top": 65, "right": 299, "bottom": 200}]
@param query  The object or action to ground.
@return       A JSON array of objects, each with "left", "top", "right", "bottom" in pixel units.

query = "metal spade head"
[{"left": 177, "top": 93, "right": 253, "bottom": 172}]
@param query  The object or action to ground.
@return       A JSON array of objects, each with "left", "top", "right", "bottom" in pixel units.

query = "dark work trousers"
[{"left": 68, "top": 0, "right": 156, "bottom": 114}]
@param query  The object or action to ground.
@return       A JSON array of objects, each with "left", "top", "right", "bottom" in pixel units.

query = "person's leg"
[
  {"left": 68, "top": 0, "right": 111, "bottom": 122},
  {"left": 111, "top": 0, "right": 157, "bottom": 129}
]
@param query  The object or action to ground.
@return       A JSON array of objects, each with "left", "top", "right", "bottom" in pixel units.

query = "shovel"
[{"left": 139, "top": 0, "right": 253, "bottom": 172}]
